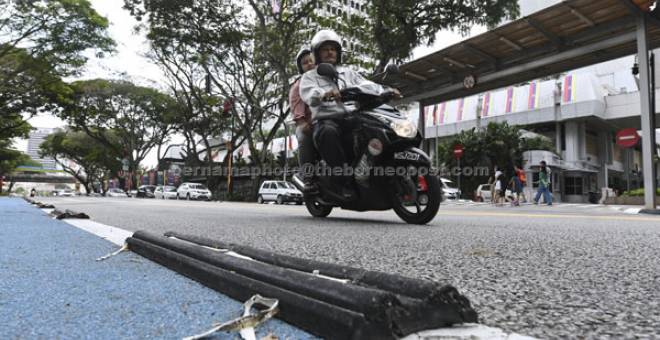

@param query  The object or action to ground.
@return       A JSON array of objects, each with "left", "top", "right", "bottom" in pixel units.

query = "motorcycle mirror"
[
  {"left": 385, "top": 64, "right": 400, "bottom": 75},
  {"left": 317, "top": 63, "right": 338, "bottom": 79}
]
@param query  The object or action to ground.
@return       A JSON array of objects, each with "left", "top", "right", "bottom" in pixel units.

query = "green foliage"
[
  {"left": 437, "top": 122, "right": 523, "bottom": 198},
  {"left": 341, "top": 0, "right": 520, "bottom": 74},
  {"left": 59, "top": 79, "right": 176, "bottom": 175},
  {"left": 1, "top": 0, "right": 115, "bottom": 75},
  {"left": 0, "top": 140, "right": 34, "bottom": 177},
  {"left": 622, "top": 188, "right": 660, "bottom": 197},
  {"left": 520, "top": 137, "right": 555, "bottom": 153},
  {"left": 1, "top": 0, "right": 114, "bottom": 144},
  {"left": 39, "top": 128, "right": 122, "bottom": 192}
]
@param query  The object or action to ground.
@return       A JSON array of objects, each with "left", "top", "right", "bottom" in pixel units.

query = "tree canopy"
[
  {"left": 58, "top": 79, "right": 177, "bottom": 186},
  {"left": 39, "top": 129, "right": 122, "bottom": 193}
]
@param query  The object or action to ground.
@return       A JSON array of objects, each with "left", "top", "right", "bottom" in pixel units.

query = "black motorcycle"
[{"left": 291, "top": 63, "right": 441, "bottom": 225}]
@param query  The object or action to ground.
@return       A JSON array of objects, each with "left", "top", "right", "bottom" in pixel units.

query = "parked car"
[
  {"left": 106, "top": 188, "right": 129, "bottom": 197},
  {"left": 154, "top": 185, "right": 178, "bottom": 200},
  {"left": 474, "top": 184, "right": 512, "bottom": 202},
  {"left": 257, "top": 181, "right": 303, "bottom": 205},
  {"left": 176, "top": 182, "right": 212, "bottom": 201},
  {"left": 53, "top": 189, "right": 75, "bottom": 197},
  {"left": 440, "top": 178, "right": 461, "bottom": 200},
  {"left": 136, "top": 185, "right": 156, "bottom": 198}
]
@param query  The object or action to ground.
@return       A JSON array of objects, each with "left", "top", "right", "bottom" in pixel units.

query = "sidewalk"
[{"left": 0, "top": 198, "right": 313, "bottom": 339}]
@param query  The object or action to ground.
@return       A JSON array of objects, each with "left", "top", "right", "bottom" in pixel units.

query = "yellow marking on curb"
[{"left": 436, "top": 210, "right": 659, "bottom": 222}]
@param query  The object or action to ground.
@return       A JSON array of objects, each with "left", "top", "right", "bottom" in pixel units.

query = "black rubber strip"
[
  {"left": 126, "top": 236, "right": 393, "bottom": 340},
  {"left": 132, "top": 231, "right": 400, "bottom": 321},
  {"left": 164, "top": 232, "right": 459, "bottom": 303},
  {"left": 149, "top": 232, "right": 478, "bottom": 335}
]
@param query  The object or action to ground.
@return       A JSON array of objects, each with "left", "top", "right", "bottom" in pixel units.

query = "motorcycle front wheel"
[{"left": 390, "top": 172, "right": 441, "bottom": 225}]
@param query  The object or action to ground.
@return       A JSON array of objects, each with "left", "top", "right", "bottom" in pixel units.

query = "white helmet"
[
  {"left": 295, "top": 46, "right": 312, "bottom": 74},
  {"left": 311, "top": 29, "right": 342, "bottom": 65}
]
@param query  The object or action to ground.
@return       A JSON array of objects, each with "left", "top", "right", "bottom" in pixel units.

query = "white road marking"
[
  {"left": 42, "top": 208, "right": 133, "bottom": 246},
  {"left": 402, "top": 323, "right": 538, "bottom": 340}
]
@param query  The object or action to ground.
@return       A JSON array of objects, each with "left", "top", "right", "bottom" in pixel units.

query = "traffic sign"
[
  {"left": 616, "top": 128, "right": 640, "bottom": 148},
  {"left": 453, "top": 144, "right": 465, "bottom": 159}
]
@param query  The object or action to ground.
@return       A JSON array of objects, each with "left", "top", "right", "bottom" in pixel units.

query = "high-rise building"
[{"left": 26, "top": 128, "right": 58, "bottom": 170}]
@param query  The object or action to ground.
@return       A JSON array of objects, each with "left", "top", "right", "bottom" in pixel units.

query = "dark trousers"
[
  {"left": 313, "top": 119, "right": 352, "bottom": 187},
  {"left": 295, "top": 124, "right": 317, "bottom": 177}
]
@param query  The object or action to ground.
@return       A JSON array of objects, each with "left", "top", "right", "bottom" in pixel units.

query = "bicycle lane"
[{"left": 0, "top": 198, "right": 314, "bottom": 339}]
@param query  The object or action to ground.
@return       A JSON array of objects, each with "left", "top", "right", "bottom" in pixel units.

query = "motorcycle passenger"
[
  {"left": 299, "top": 29, "right": 399, "bottom": 202},
  {"left": 289, "top": 46, "right": 317, "bottom": 193}
]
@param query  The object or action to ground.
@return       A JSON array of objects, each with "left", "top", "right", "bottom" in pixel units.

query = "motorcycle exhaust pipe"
[{"left": 291, "top": 174, "right": 306, "bottom": 192}]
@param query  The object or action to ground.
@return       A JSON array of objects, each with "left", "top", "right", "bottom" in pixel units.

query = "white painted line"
[
  {"left": 40, "top": 208, "right": 132, "bottom": 245},
  {"left": 61, "top": 218, "right": 133, "bottom": 246},
  {"left": 401, "top": 323, "right": 538, "bottom": 340}
]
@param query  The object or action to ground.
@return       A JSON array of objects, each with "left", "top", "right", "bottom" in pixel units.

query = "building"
[
  {"left": 381, "top": 0, "right": 660, "bottom": 204},
  {"left": 26, "top": 128, "right": 58, "bottom": 170}
]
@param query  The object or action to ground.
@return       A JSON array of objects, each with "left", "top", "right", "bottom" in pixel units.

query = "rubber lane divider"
[
  {"left": 22, "top": 197, "right": 55, "bottom": 209},
  {"left": 49, "top": 209, "right": 90, "bottom": 220},
  {"left": 127, "top": 231, "right": 477, "bottom": 340}
]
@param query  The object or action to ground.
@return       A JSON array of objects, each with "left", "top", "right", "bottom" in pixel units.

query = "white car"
[
  {"left": 474, "top": 184, "right": 512, "bottom": 202},
  {"left": 257, "top": 181, "right": 303, "bottom": 205},
  {"left": 154, "top": 185, "right": 178, "bottom": 199},
  {"left": 176, "top": 182, "right": 212, "bottom": 201},
  {"left": 53, "top": 189, "right": 75, "bottom": 197},
  {"left": 106, "top": 188, "right": 129, "bottom": 197},
  {"left": 440, "top": 178, "right": 461, "bottom": 200}
]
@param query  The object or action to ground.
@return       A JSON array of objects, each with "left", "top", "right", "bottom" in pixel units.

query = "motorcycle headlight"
[{"left": 391, "top": 120, "right": 417, "bottom": 138}]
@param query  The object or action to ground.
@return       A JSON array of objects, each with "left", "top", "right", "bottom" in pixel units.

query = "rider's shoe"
[{"left": 302, "top": 180, "right": 319, "bottom": 194}]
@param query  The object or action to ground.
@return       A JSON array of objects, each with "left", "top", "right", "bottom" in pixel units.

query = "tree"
[
  {"left": 58, "top": 79, "right": 176, "bottom": 191},
  {"left": 437, "top": 122, "right": 524, "bottom": 199},
  {"left": 335, "top": 0, "right": 519, "bottom": 74},
  {"left": 0, "top": 0, "right": 114, "bottom": 143},
  {"left": 0, "top": 140, "right": 38, "bottom": 193},
  {"left": 39, "top": 129, "right": 122, "bottom": 194},
  {"left": 124, "top": 0, "right": 314, "bottom": 198}
]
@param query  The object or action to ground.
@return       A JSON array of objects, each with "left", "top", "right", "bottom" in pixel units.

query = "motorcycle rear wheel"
[{"left": 304, "top": 198, "right": 333, "bottom": 218}]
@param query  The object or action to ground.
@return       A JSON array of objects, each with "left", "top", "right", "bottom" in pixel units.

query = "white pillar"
[{"left": 636, "top": 15, "right": 658, "bottom": 210}]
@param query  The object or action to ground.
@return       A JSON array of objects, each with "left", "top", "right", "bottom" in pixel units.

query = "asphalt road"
[{"left": 38, "top": 197, "right": 660, "bottom": 339}]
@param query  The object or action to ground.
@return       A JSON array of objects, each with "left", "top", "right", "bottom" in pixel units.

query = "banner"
[
  {"left": 456, "top": 98, "right": 465, "bottom": 122},
  {"left": 505, "top": 87, "right": 514, "bottom": 113},
  {"left": 438, "top": 102, "right": 447, "bottom": 124},
  {"left": 481, "top": 92, "right": 491, "bottom": 117},
  {"left": 528, "top": 81, "right": 540, "bottom": 110},
  {"left": 563, "top": 74, "right": 576, "bottom": 103}
]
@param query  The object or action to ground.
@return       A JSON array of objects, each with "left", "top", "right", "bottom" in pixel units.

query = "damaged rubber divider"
[
  {"left": 127, "top": 231, "right": 478, "bottom": 339},
  {"left": 49, "top": 209, "right": 90, "bottom": 220}
]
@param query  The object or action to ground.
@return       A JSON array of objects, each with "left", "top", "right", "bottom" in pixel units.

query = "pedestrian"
[
  {"left": 514, "top": 165, "right": 527, "bottom": 203},
  {"left": 289, "top": 45, "right": 317, "bottom": 193},
  {"left": 493, "top": 170, "right": 504, "bottom": 206},
  {"left": 534, "top": 161, "right": 552, "bottom": 206},
  {"left": 487, "top": 165, "right": 499, "bottom": 203}
]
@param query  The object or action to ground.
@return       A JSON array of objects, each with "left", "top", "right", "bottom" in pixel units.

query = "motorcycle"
[{"left": 291, "top": 63, "right": 441, "bottom": 225}]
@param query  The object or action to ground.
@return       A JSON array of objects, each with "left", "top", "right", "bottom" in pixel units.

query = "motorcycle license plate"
[{"left": 394, "top": 151, "right": 420, "bottom": 161}]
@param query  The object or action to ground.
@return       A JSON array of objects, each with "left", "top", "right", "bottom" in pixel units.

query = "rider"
[
  {"left": 299, "top": 29, "right": 399, "bottom": 201},
  {"left": 288, "top": 46, "right": 317, "bottom": 193}
]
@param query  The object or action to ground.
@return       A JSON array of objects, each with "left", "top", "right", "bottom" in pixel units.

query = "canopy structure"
[
  {"left": 382, "top": 0, "right": 659, "bottom": 210},
  {"left": 384, "top": 0, "right": 660, "bottom": 106}
]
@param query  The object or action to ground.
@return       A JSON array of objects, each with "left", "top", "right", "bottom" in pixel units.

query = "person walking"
[
  {"left": 534, "top": 161, "right": 552, "bottom": 206},
  {"left": 514, "top": 165, "right": 527, "bottom": 203}
]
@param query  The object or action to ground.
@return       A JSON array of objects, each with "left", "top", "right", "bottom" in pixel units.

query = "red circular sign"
[
  {"left": 616, "top": 128, "right": 640, "bottom": 148},
  {"left": 453, "top": 144, "right": 465, "bottom": 159}
]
